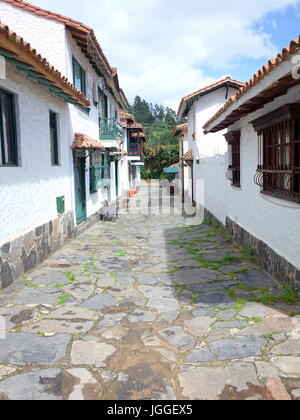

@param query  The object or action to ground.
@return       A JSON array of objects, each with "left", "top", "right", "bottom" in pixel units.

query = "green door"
[{"left": 74, "top": 156, "right": 87, "bottom": 224}]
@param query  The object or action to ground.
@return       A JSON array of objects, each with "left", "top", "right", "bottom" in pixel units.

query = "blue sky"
[{"left": 28, "top": 0, "right": 300, "bottom": 109}]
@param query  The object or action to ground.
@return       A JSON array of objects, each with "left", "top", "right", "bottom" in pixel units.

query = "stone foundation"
[
  {"left": 0, "top": 211, "right": 75, "bottom": 290},
  {"left": 203, "top": 209, "right": 299, "bottom": 290}
]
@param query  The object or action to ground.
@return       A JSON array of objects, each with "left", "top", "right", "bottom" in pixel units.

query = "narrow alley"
[{"left": 0, "top": 186, "right": 299, "bottom": 400}]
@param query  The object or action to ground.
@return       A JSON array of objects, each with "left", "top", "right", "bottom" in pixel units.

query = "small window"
[
  {"left": 72, "top": 57, "right": 86, "bottom": 95},
  {"left": 49, "top": 111, "right": 60, "bottom": 166},
  {"left": 225, "top": 131, "right": 241, "bottom": 187},
  {"left": 0, "top": 89, "right": 18, "bottom": 166}
]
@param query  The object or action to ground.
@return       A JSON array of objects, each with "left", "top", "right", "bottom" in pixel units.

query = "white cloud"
[{"left": 26, "top": 0, "right": 300, "bottom": 108}]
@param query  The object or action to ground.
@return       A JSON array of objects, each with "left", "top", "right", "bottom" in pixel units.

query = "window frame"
[
  {"left": 252, "top": 104, "right": 300, "bottom": 204},
  {"left": 0, "top": 88, "right": 18, "bottom": 167},
  {"left": 72, "top": 57, "right": 86, "bottom": 95},
  {"left": 49, "top": 110, "right": 60, "bottom": 166},
  {"left": 225, "top": 131, "right": 241, "bottom": 188}
]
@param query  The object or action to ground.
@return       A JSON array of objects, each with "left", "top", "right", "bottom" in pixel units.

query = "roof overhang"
[
  {"left": 0, "top": 24, "right": 90, "bottom": 107},
  {"left": 178, "top": 79, "right": 244, "bottom": 119},
  {"left": 72, "top": 133, "right": 104, "bottom": 152},
  {"left": 204, "top": 38, "right": 300, "bottom": 134},
  {"left": 172, "top": 123, "right": 188, "bottom": 137}
]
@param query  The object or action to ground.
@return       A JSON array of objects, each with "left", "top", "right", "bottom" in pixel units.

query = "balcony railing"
[
  {"left": 99, "top": 118, "right": 123, "bottom": 140},
  {"left": 128, "top": 142, "right": 144, "bottom": 157}
]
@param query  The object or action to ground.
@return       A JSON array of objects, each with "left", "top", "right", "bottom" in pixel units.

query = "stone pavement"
[{"left": 0, "top": 189, "right": 300, "bottom": 400}]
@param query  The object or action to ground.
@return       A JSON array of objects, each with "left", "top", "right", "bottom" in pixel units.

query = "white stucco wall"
[
  {"left": 225, "top": 84, "right": 300, "bottom": 270},
  {"left": 199, "top": 82, "right": 300, "bottom": 270},
  {"left": 0, "top": 63, "right": 72, "bottom": 244},
  {"left": 0, "top": 2, "right": 67, "bottom": 76},
  {"left": 187, "top": 86, "right": 238, "bottom": 205}
]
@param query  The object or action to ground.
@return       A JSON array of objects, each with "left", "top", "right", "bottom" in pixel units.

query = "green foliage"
[
  {"left": 280, "top": 285, "right": 298, "bottom": 305},
  {"left": 141, "top": 143, "right": 179, "bottom": 179}
]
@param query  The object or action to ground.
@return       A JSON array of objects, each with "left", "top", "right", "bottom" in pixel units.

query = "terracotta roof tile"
[
  {"left": 178, "top": 77, "right": 244, "bottom": 117},
  {"left": 172, "top": 123, "right": 188, "bottom": 137},
  {"left": 203, "top": 37, "right": 300, "bottom": 132},
  {"left": 0, "top": 23, "right": 89, "bottom": 106},
  {"left": 181, "top": 150, "right": 193, "bottom": 162},
  {"left": 72, "top": 133, "right": 104, "bottom": 151}
]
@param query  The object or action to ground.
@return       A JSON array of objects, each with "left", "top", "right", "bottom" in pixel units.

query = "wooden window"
[
  {"left": 72, "top": 57, "right": 86, "bottom": 95},
  {"left": 225, "top": 131, "right": 241, "bottom": 187},
  {"left": 0, "top": 89, "right": 18, "bottom": 166},
  {"left": 90, "top": 150, "right": 110, "bottom": 193},
  {"left": 49, "top": 111, "right": 60, "bottom": 166},
  {"left": 252, "top": 104, "right": 300, "bottom": 203}
]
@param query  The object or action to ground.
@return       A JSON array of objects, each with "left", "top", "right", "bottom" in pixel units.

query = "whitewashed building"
[
  {"left": 177, "top": 77, "right": 244, "bottom": 205},
  {"left": 202, "top": 39, "right": 300, "bottom": 288},
  {"left": 0, "top": 0, "right": 133, "bottom": 288}
]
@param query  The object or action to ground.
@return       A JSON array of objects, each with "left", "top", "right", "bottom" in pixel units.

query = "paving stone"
[
  {"left": 220, "top": 265, "right": 245, "bottom": 273},
  {"left": 135, "top": 274, "right": 159, "bottom": 285},
  {"left": 0, "top": 366, "right": 17, "bottom": 378},
  {"left": 14, "top": 287, "right": 61, "bottom": 306},
  {"left": 0, "top": 369, "right": 63, "bottom": 400},
  {"left": 175, "top": 269, "right": 230, "bottom": 285},
  {"left": 195, "top": 292, "right": 235, "bottom": 307},
  {"left": 239, "top": 302, "right": 285, "bottom": 319},
  {"left": 143, "top": 336, "right": 161, "bottom": 346},
  {"left": 98, "top": 313, "right": 127, "bottom": 328},
  {"left": 66, "top": 368, "right": 102, "bottom": 400},
  {"left": 271, "top": 356, "right": 300, "bottom": 374},
  {"left": 0, "top": 306, "right": 35, "bottom": 329},
  {"left": 102, "top": 326, "right": 129, "bottom": 341},
  {"left": 266, "top": 377, "right": 291, "bottom": 400},
  {"left": 82, "top": 294, "right": 117, "bottom": 311},
  {"left": 179, "top": 363, "right": 261, "bottom": 400},
  {"left": 187, "top": 281, "right": 237, "bottom": 293},
  {"left": 255, "top": 361, "right": 279, "bottom": 379},
  {"left": 31, "top": 272, "right": 69, "bottom": 286},
  {"left": 184, "top": 316, "right": 216, "bottom": 338},
  {"left": 291, "top": 389, "right": 300, "bottom": 400},
  {"left": 237, "top": 318, "right": 294, "bottom": 337},
  {"left": 63, "top": 282, "right": 94, "bottom": 300},
  {"left": 192, "top": 308, "right": 218, "bottom": 317},
  {"left": 45, "top": 305, "right": 97, "bottom": 321},
  {"left": 271, "top": 340, "right": 300, "bottom": 355},
  {"left": 21, "top": 319, "right": 94, "bottom": 335},
  {"left": 217, "top": 308, "right": 237, "bottom": 321},
  {"left": 186, "top": 349, "right": 217, "bottom": 363},
  {"left": 128, "top": 310, "right": 157, "bottom": 323},
  {"left": 118, "top": 297, "right": 145, "bottom": 309},
  {"left": 158, "top": 311, "right": 179, "bottom": 323},
  {"left": 0, "top": 333, "right": 70, "bottom": 365},
  {"left": 71, "top": 341, "right": 116, "bottom": 367},
  {"left": 236, "top": 270, "right": 274, "bottom": 289},
  {"left": 209, "top": 337, "right": 266, "bottom": 360},
  {"left": 148, "top": 298, "right": 180, "bottom": 314},
  {"left": 214, "top": 320, "right": 249, "bottom": 329},
  {"left": 159, "top": 326, "right": 196, "bottom": 351}
]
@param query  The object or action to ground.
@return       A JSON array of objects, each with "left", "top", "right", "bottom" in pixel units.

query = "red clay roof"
[
  {"left": 72, "top": 133, "right": 105, "bottom": 151},
  {"left": 178, "top": 77, "right": 244, "bottom": 117},
  {"left": 2, "top": 0, "right": 112, "bottom": 77},
  {"left": 0, "top": 23, "right": 90, "bottom": 106},
  {"left": 2, "top": 1, "right": 131, "bottom": 110},
  {"left": 181, "top": 150, "right": 193, "bottom": 162},
  {"left": 172, "top": 123, "right": 188, "bottom": 137},
  {"left": 204, "top": 37, "right": 300, "bottom": 132}
]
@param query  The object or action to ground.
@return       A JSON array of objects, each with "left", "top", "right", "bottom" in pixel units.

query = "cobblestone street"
[{"left": 0, "top": 187, "right": 300, "bottom": 400}]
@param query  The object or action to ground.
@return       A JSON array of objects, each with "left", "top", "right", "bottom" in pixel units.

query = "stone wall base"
[
  {"left": 204, "top": 209, "right": 299, "bottom": 290},
  {"left": 0, "top": 200, "right": 118, "bottom": 290}
]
